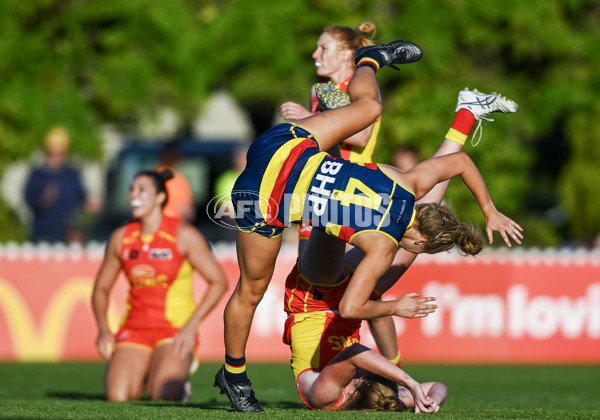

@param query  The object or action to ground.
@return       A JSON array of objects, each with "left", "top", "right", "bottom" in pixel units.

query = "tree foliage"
[{"left": 1, "top": 0, "right": 599, "bottom": 246}]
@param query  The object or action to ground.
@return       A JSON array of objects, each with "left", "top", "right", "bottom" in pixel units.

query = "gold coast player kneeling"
[{"left": 92, "top": 169, "right": 227, "bottom": 402}]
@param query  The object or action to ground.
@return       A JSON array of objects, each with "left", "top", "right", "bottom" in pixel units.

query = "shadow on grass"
[
  {"left": 46, "top": 392, "right": 305, "bottom": 411},
  {"left": 144, "top": 399, "right": 304, "bottom": 410},
  {"left": 47, "top": 392, "right": 106, "bottom": 401},
  {"left": 263, "top": 401, "right": 305, "bottom": 409}
]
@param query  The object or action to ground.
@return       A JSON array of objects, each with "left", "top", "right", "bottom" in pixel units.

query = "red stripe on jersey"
[
  {"left": 339, "top": 147, "right": 351, "bottom": 161},
  {"left": 338, "top": 226, "right": 355, "bottom": 242},
  {"left": 267, "top": 139, "right": 317, "bottom": 226}
]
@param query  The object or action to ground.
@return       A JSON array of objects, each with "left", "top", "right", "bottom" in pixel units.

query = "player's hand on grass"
[
  {"left": 96, "top": 331, "right": 114, "bottom": 361},
  {"left": 393, "top": 293, "right": 437, "bottom": 318},
  {"left": 173, "top": 323, "right": 197, "bottom": 357},
  {"left": 414, "top": 396, "right": 439, "bottom": 414},
  {"left": 428, "top": 397, "right": 441, "bottom": 413},
  {"left": 484, "top": 206, "right": 523, "bottom": 247},
  {"left": 404, "top": 379, "right": 435, "bottom": 413}
]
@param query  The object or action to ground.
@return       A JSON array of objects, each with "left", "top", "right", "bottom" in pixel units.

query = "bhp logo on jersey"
[
  {"left": 303, "top": 159, "right": 392, "bottom": 229},
  {"left": 206, "top": 159, "right": 394, "bottom": 232},
  {"left": 207, "top": 190, "right": 279, "bottom": 230},
  {"left": 307, "top": 160, "right": 343, "bottom": 216}
]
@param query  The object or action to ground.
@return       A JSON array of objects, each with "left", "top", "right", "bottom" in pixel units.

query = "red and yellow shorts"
[
  {"left": 114, "top": 324, "right": 180, "bottom": 349},
  {"left": 283, "top": 311, "right": 361, "bottom": 383},
  {"left": 115, "top": 322, "right": 199, "bottom": 352}
]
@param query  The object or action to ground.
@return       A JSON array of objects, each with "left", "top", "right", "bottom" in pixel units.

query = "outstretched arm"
[
  {"left": 339, "top": 234, "right": 437, "bottom": 320},
  {"left": 339, "top": 240, "right": 436, "bottom": 320},
  {"left": 304, "top": 343, "right": 437, "bottom": 412},
  {"left": 401, "top": 152, "right": 523, "bottom": 247},
  {"left": 174, "top": 224, "right": 228, "bottom": 357},
  {"left": 91, "top": 228, "right": 124, "bottom": 361}
]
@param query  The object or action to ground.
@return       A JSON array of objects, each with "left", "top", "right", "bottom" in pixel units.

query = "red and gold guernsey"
[
  {"left": 119, "top": 215, "right": 196, "bottom": 330},
  {"left": 311, "top": 73, "right": 380, "bottom": 164},
  {"left": 284, "top": 259, "right": 374, "bottom": 315},
  {"left": 283, "top": 259, "right": 381, "bottom": 381}
]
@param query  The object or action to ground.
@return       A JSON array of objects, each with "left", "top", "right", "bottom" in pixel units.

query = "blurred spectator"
[
  {"left": 212, "top": 146, "right": 247, "bottom": 242},
  {"left": 157, "top": 140, "right": 195, "bottom": 222},
  {"left": 24, "top": 127, "right": 88, "bottom": 243},
  {"left": 393, "top": 146, "right": 419, "bottom": 170},
  {"left": 214, "top": 146, "right": 247, "bottom": 207}
]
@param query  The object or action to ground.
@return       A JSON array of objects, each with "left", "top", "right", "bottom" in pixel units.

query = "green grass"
[{"left": 0, "top": 363, "right": 599, "bottom": 419}]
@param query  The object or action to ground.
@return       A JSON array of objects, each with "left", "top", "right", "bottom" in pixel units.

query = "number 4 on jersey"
[{"left": 331, "top": 178, "right": 382, "bottom": 210}]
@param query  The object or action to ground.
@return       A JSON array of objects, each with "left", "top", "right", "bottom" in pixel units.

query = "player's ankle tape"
[
  {"left": 445, "top": 127, "right": 467, "bottom": 145},
  {"left": 357, "top": 57, "right": 380, "bottom": 72}
]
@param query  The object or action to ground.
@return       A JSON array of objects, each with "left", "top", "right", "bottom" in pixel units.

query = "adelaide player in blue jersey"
[{"left": 215, "top": 40, "right": 522, "bottom": 412}]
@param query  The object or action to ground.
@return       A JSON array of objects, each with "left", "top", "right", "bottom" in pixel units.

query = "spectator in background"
[
  {"left": 212, "top": 146, "right": 247, "bottom": 242},
  {"left": 24, "top": 126, "right": 88, "bottom": 243},
  {"left": 393, "top": 146, "right": 419, "bottom": 170},
  {"left": 214, "top": 146, "right": 247, "bottom": 206},
  {"left": 157, "top": 141, "right": 195, "bottom": 222}
]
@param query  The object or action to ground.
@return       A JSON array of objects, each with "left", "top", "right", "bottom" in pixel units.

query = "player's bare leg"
[
  {"left": 214, "top": 231, "right": 282, "bottom": 412},
  {"left": 145, "top": 342, "right": 193, "bottom": 401},
  {"left": 105, "top": 346, "right": 152, "bottom": 401}
]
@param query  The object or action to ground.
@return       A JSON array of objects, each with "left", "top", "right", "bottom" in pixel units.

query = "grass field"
[{"left": 1, "top": 362, "right": 599, "bottom": 419}]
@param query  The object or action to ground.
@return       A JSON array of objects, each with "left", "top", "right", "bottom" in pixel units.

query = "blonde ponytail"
[{"left": 415, "top": 203, "right": 483, "bottom": 256}]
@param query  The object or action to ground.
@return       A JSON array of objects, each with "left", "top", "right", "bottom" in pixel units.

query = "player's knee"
[
  {"left": 233, "top": 293, "right": 264, "bottom": 312},
  {"left": 106, "top": 394, "right": 128, "bottom": 402},
  {"left": 236, "top": 283, "right": 269, "bottom": 307},
  {"left": 106, "top": 387, "right": 139, "bottom": 402},
  {"left": 147, "top": 380, "right": 185, "bottom": 401}
]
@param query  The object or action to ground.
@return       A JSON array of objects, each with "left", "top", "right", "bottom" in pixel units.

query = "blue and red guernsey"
[{"left": 232, "top": 123, "right": 415, "bottom": 245}]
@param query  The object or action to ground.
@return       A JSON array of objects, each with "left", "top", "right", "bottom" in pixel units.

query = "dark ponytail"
[{"left": 134, "top": 168, "right": 174, "bottom": 208}]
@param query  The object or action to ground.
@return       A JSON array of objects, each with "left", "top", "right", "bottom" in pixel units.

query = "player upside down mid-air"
[
  {"left": 214, "top": 39, "right": 521, "bottom": 412},
  {"left": 282, "top": 79, "right": 520, "bottom": 412}
]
